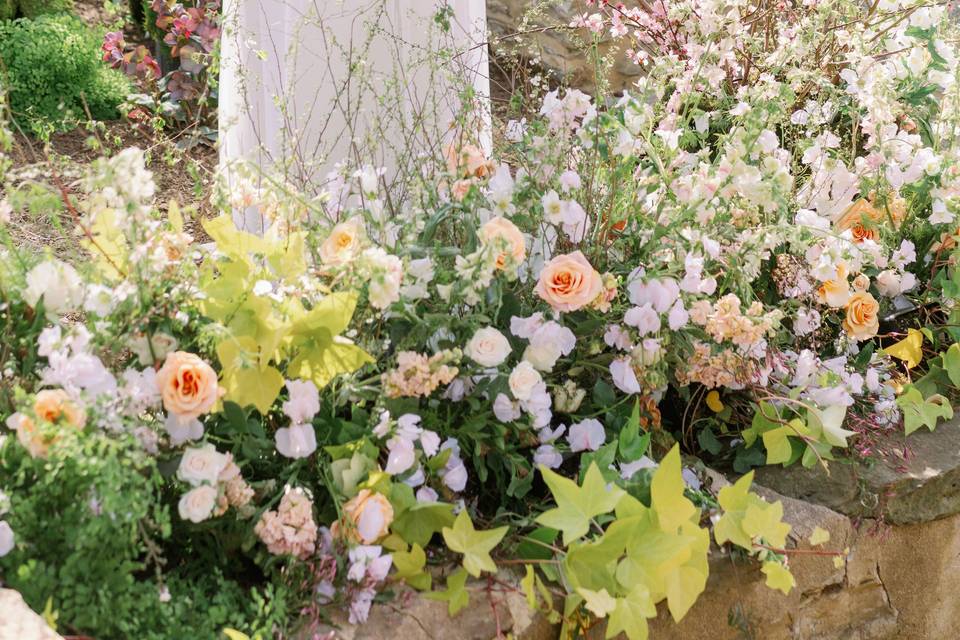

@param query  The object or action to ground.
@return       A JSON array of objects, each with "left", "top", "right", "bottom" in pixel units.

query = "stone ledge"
[
  {"left": 755, "top": 420, "right": 960, "bottom": 524},
  {"left": 0, "top": 589, "right": 64, "bottom": 640}
]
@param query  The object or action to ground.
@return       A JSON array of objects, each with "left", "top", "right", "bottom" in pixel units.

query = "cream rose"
[
  {"left": 319, "top": 217, "right": 365, "bottom": 266},
  {"left": 534, "top": 251, "right": 603, "bottom": 312},
  {"left": 479, "top": 217, "right": 526, "bottom": 270},
  {"left": 178, "top": 485, "right": 218, "bottom": 523},
  {"left": 508, "top": 361, "right": 543, "bottom": 401},
  {"left": 465, "top": 327, "right": 511, "bottom": 368},
  {"left": 156, "top": 351, "right": 222, "bottom": 421},
  {"left": 816, "top": 266, "right": 850, "bottom": 308},
  {"left": 341, "top": 489, "right": 394, "bottom": 544},
  {"left": 177, "top": 444, "right": 229, "bottom": 486},
  {"left": 843, "top": 291, "right": 880, "bottom": 341}
]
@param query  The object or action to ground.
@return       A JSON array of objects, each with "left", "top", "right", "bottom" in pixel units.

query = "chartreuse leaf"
[
  {"left": 943, "top": 343, "right": 960, "bottom": 387},
  {"left": 883, "top": 328, "right": 925, "bottom": 369},
  {"left": 578, "top": 588, "right": 618, "bottom": 617},
  {"left": 202, "top": 215, "right": 269, "bottom": 262},
  {"left": 762, "top": 561, "right": 795, "bottom": 595},
  {"left": 288, "top": 340, "right": 374, "bottom": 389},
  {"left": 290, "top": 292, "right": 359, "bottom": 338},
  {"left": 168, "top": 200, "right": 184, "bottom": 233},
  {"left": 83, "top": 206, "right": 127, "bottom": 280},
  {"left": 605, "top": 584, "right": 656, "bottom": 640},
  {"left": 807, "top": 405, "right": 854, "bottom": 448},
  {"left": 393, "top": 543, "right": 431, "bottom": 590},
  {"left": 424, "top": 567, "right": 470, "bottom": 615},
  {"left": 650, "top": 446, "right": 695, "bottom": 530},
  {"left": 441, "top": 510, "right": 508, "bottom": 577},
  {"left": 222, "top": 630, "right": 254, "bottom": 640},
  {"left": 762, "top": 419, "right": 809, "bottom": 465},
  {"left": 809, "top": 527, "right": 830, "bottom": 546},
  {"left": 216, "top": 337, "right": 285, "bottom": 414},
  {"left": 537, "top": 462, "right": 625, "bottom": 545},
  {"left": 714, "top": 471, "right": 791, "bottom": 551},
  {"left": 897, "top": 384, "right": 954, "bottom": 435}
]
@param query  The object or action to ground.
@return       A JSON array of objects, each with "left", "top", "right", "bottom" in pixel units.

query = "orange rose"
[
  {"left": 319, "top": 217, "right": 365, "bottom": 266},
  {"left": 834, "top": 197, "right": 905, "bottom": 243},
  {"left": 156, "top": 352, "right": 222, "bottom": 421},
  {"left": 816, "top": 265, "right": 850, "bottom": 308},
  {"left": 534, "top": 251, "right": 604, "bottom": 312},
  {"left": 339, "top": 489, "right": 394, "bottom": 544},
  {"left": 478, "top": 217, "right": 526, "bottom": 270},
  {"left": 843, "top": 291, "right": 880, "bottom": 341},
  {"left": 33, "top": 389, "right": 86, "bottom": 428}
]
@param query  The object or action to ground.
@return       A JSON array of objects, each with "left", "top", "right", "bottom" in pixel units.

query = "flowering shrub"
[{"left": 3, "top": 0, "right": 960, "bottom": 637}]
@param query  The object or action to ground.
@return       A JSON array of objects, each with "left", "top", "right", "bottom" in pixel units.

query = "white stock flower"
[{"left": 24, "top": 260, "right": 85, "bottom": 319}]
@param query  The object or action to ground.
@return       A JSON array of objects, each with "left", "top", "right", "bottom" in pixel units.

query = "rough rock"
[
  {"left": 756, "top": 419, "right": 960, "bottom": 524},
  {"left": 0, "top": 589, "right": 63, "bottom": 640}
]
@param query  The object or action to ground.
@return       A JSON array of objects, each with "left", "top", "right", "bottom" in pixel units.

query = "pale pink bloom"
[
  {"left": 624, "top": 304, "right": 661, "bottom": 335},
  {"left": 165, "top": 413, "right": 204, "bottom": 446},
  {"left": 275, "top": 423, "right": 318, "bottom": 459},
  {"left": 610, "top": 358, "right": 642, "bottom": 394},
  {"left": 494, "top": 393, "right": 522, "bottom": 422},
  {"left": 420, "top": 430, "right": 441, "bottom": 457},
  {"left": 668, "top": 301, "right": 689, "bottom": 330},
  {"left": 567, "top": 419, "right": 605, "bottom": 452},
  {"left": 534, "top": 444, "right": 563, "bottom": 469},
  {"left": 604, "top": 324, "right": 633, "bottom": 350},
  {"left": 0, "top": 522, "right": 13, "bottom": 557},
  {"left": 385, "top": 436, "right": 416, "bottom": 474},
  {"left": 282, "top": 379, "right": 320, "bottom": 424},
  {"left": 510, "top": 313, "right": 545, "bottom": 339},
  {"left": 178, "top": 486, "right": 218, "bottom": 523},
  {"left": 178, "top": 444, "right": 229, "bottom": 486}
]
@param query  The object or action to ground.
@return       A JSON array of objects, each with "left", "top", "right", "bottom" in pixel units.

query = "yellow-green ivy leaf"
[
  {"left": 808, "top": 405, "right": 854, "bottom": 448},
  {"left": 288, "top": 339, "right": 373, "bottom": 389},
  {"left": 809, "top": 526, "right": 830, "bottom": 546},
  {"left": 522, "top": 566, "right": 537, "bottom": 609},
  {"left": 943, "top": 343, "right": 960, "bottom": 387},
  {"left": 82, "top": 207, "right": 127, "bottom": 281},
  {"left": 222, "top": 630, "right": 251, "bottom": 640},
  {"left": 220, "top": 364, "right": 285, "bottom": 415},
  {"left": 441, "top": 510, "right": 508, "bottom": 577},
  {"left": 393, "top": 543, "right": 431, "bottom": 591},
  {"left": 762, "top": 419, "right": 809, "bottom": 465},
  {"left": 290, "top": 292, "right": 360, "bottom": 339},
  {"left": 715, "top": 471, "right": 791, "bottom": 550},
  {"left": 577, "top": 587, "right": 617, "bottom": 617},
  {"left": 168, "top": 200, "right": 184, "bottom": 233},
  {"left": 536, "top": 462, "right": 625, "bottom": 546},
  {"left": 883, "top": 328, "right": 924, "bottom": 369},
  {"left": 650, "top": 445, "right": 695, "bottom": 531},
  {"left": 897, "top": 385, "right": 954, "bottom": 435},
  {"left": 605, "top": 584, "right": 655, "bottom": 640},
  {"left": 202, "top": 215, "right": 268, "bottom": 263},
  {"left": 423, "top": 567, "right": 470, "bottom": 616},
  {"left": 761, "top": 561, "right": 795, "bottom": 595},
  {"left": 665, "top": 565, "right": 706, "bottom": 621}
]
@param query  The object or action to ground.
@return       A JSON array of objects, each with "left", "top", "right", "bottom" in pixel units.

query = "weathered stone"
[
  {"left": 0, "top": 589, "right": 63, "bottom": 640},
  {"left": 756, "top": 420, "right": 960, "bottom": 524}
]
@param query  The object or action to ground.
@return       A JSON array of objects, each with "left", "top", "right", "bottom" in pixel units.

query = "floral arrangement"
[{"left": 3, "top": 0, "right": 960, "bottom": 637}]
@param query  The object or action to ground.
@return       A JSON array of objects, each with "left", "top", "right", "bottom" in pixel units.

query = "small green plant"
[
  {"left": 0, "top": 15, "right": 131, "bottom": 133},
  {"left": 17, "top": 0, "right": 74, "bottom": 18}
]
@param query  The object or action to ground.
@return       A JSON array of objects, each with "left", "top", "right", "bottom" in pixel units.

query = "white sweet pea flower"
[{"left": 275, "top": 423, "right": 318, "bottom": 459}]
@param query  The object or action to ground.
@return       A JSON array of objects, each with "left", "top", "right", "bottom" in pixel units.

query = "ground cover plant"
[{"left": 2, "top": 0, "right": 960, "bottom": 638}]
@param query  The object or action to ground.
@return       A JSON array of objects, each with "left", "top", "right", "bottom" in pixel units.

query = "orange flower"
[
  {"left": 834, "top": 197, "right": 905, "bottom": 243},
  {"left": 478, "top": 217, "right": 526, "bottom": 269},
  {"left": 535, "top": 251, "right": 604, "bottom": 313},
  {"left": 33, "top": 389, "right": 86, "bottom": 428},
  {"left": 843, "top": 291, "right": 880, "bottom": 341},
  {"left": 156, "top": 352, "right": 223, "bottom": 421},
  {"left": 445, "top": 143, "right": 494, "bottom": 179}
]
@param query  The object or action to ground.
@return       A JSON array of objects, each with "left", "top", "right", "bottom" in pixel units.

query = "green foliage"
[
  {"left": 198, "top": 215, "right": 373, "bottom": 414},
  {"left": 17, "top": 0, "right": 74, "bottom": 18},
  {"left": 441, "top": 510, "right": 508, "bottom": 577},
  {"left": 0, "top": 15, "right": 131, "bottom": 132}
]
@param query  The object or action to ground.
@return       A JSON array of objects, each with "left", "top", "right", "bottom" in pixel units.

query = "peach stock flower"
[
  {"left": 338, "top": 489, "right": 394, "bottom": 544},
  {"left": 156, "top": 352, "right": 223, "bottom": 421},
  {"left": 319, "top": 217, "right": 365, "bottom": 266},
  {"left": 843, "top": 291, "right": 880, "bottom": 341},
  {"left": 478, "top": 217, "right": 526, "bottom": 269},
  {"left": 535, "top": 251, "right": 603, "bottom": 312}
]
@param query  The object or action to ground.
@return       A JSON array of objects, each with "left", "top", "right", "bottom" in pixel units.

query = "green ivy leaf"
[
  {"left": 392, "top": 543, "right": 431, "bottom": 591},
  {"left": 392, "top": 501, "right": 455, "bottom": 548},
  {"left": 897, "top": 385, "right": 954, "bottom": 435},
  {"left": 441, "top": 511, "right": 508, "bottom": 577},
  {"left": 942, "top": 343, "right": 960, "bottom": 387},
  {"left": 424, "top": 568, "right": 470, "bottom": 615},
  {"left": 761, "top": 561, "right": 795, "bottom": 595},
  {"left": 605, "top": 584, "right": 656, "bottom": 640},
  {"left": 650, "top": 446, "right": 695, "bottom": 530},
  {"left": 537, "top": 462, "right": 625, "bottom": 546}
]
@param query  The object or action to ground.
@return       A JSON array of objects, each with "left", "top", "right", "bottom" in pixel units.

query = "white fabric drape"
[{"left": 218, "top": 0, "right": 490, "bottom": 232}]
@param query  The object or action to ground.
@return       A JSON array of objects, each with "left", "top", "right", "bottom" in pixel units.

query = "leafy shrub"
[
  {"left": 0, "top": 0, "right": 15, "bottom": 20},
  {"left": 0, "top": 15, "right": 131, "bottom": 132},
  {"left": 17, "top": 0, "right": 74, "bottom": 18}
]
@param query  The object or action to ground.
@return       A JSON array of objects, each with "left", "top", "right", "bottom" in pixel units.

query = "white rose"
[
  {"left": 875, "top": 270, "right": 902, "bottom": 297},
  {"left": 178, "top": 486, "right": 218, "bottom": 523},
  {"left": 508, "top": 361, "right": 543, "bottom": 401},
  {"left": 465, "top": 327, "right": 511, "bottom": 367},
  {"left": 177, "top": 444, "right": 228, "bottom": 486},
  {"left": 24, "top": 259, "right": 85, "bottom": 319}
]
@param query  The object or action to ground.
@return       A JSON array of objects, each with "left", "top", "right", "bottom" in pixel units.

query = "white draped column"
[{"left": 219, "top": 0, "right": 491, "bottom": 232}]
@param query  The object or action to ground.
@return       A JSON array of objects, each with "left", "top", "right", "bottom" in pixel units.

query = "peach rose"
[
  {"left": 445, "top": 143, "right": 494, "bottom": 179},
  {"left": 8, "top": 413, "right": 47, "bottom": 458},
  {"left": 319, "top": 218, "right": 365, "bottom": 266},
  {"left": 33, "top": 389, "right": 86, "bottom": 428},
  {"left": 451, "top": 178, "right": 476, "bottom": 202},
  {"left": 834, "top": 197, "right": 904, "bottom": 243},
  {"left": 479, "top": 217, "right": 526, "bottom": 270},
  {"left": 156, "top": 352, "right": 222, "bottom": 421},
  {"left": 339, "top": 489, "right": 394, "bottom": 544},
  {"left": 535, "top": 251, "right": 603, "bottom": 312},
  {"left": 843, "top": 291, "right": 880, "bottom": 341},
  {"left": 816, "top": 265, "right": 850, "bottom": 308}
]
